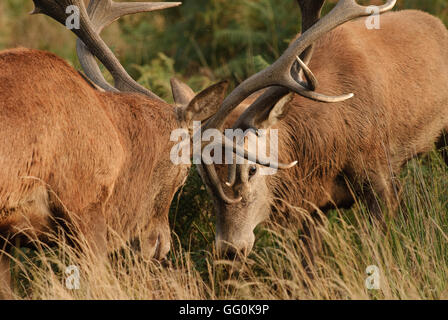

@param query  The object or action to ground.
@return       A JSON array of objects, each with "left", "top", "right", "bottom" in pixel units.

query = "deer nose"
[
  {"left": 216, "top": 241, "right": 240, "bottom": 260},
  {"left": 216, "top": 234, "right": 255, "bottom": 259}
]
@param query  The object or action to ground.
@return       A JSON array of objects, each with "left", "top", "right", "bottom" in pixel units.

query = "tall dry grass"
[{"left": 3, "top": 152, "right": 447, "bottom": 300}]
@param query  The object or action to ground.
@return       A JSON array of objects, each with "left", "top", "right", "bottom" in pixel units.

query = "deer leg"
[
  {"left": 77, "top": 184, "right": 117, "bottom": 259},
  {"left": 77, "top": 205, "right": 108, "bottom": 259},
  {"left": 50, "top": 192, "right": 109, "bottom": 259},
  {"left": 0, "top": 253, "right": 13, "bottom": 300},
  {"left": 364, "top": 168, "right": 399, "bottom": 224}
]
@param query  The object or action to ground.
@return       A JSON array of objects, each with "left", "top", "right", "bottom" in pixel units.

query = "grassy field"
[
  {"left": 1, "top": 0, "right": 448, "bottom": 299},
  {"left": 7, "top": 152, "right": 448, "bottom": 299}
]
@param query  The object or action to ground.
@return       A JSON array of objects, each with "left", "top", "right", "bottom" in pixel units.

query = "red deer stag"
[
  {"left": 196, "top": 0, "right": 448, "bottom": 257},
  {"left": 0, "top": 0, "right": 228, "bottom": 298}
]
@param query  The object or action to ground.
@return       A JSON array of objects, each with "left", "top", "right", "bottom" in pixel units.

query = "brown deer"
[
  {"left": 0, "top": 0, "right": 228, "bottom": 298},
  {"left": 196, "top": 0, "right": 448, "bottom": 257}
]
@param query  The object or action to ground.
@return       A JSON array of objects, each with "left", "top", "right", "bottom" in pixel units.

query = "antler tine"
[
  {"left": 222, "top": 136, "right": 298, "bottom": 170},
  {"left": 297, "top": 0, "right": 326, "bottom": 32},
  {"left": 203, "top": 138, "right": 298, "bottom": 204},
  {"left": 77, "top": 1, "right": 181, "bottom": 95},
  {"left": 88, "top": 1, "right": 181, "bottom": 31},
  {"left": 294, "top": 0, "right": 325, "bottom": 90},
  {"left": 295, "top": 55, "right": 318, "bottom": 91},
  {"left": 205, "top": 0, "right": 396, "bottom": 132},
  {"left": 32, "top": 0, "right": 181, "bottom": 100}
]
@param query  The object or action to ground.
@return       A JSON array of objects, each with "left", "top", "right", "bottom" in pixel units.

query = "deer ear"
[
  {"left": 181, "top": 81, "right": 228, "bottom": 124},
  {"left": 256, "top": 93, "right": 293, "bottom": 129},
  {"left": 171, "top": 78, "right": 195, "bottom": 106}
]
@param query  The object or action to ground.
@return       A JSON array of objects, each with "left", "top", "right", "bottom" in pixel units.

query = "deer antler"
[
  {"left": 205, "top": 0, "right": 396, "bottom": 132},
  {"left": 203, "top": 0, "right": 396, "bottom": 200},
  {"left": 225, "top": 0, "right": 325, "bottom": 188},
  {"left": 294, "top": 0, "right": 325, "bottom": 90},
  {"left": 31, "top": 0, "right": 181, "bottom": 101}
]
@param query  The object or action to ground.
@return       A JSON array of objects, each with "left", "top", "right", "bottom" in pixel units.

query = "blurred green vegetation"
[
  {"left": 1, "top": 0, "right": 448, "bottom": 256},
  {"left": 2, "top": 1, "right": 446, "bottom": 99}
]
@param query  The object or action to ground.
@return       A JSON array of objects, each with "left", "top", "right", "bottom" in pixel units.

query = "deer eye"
[{"left": 248, "top": 165, "right": 257, "bottom": 178}]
